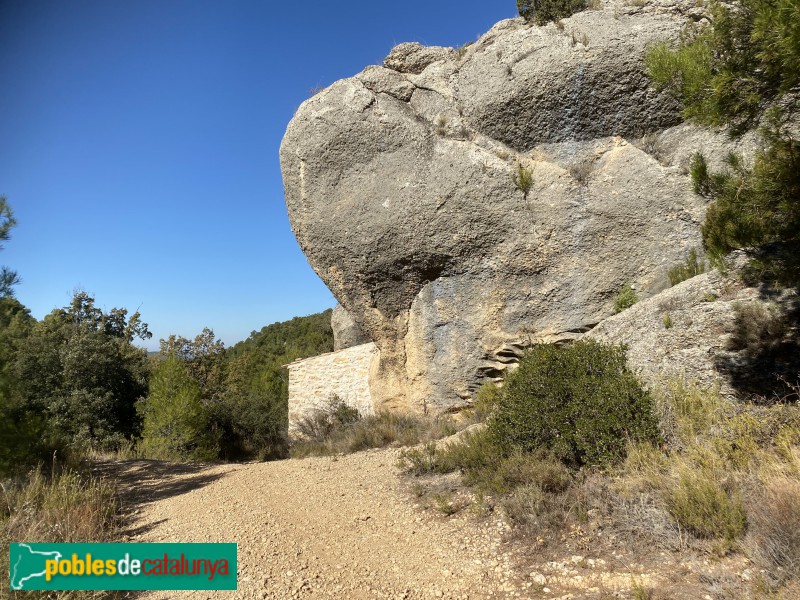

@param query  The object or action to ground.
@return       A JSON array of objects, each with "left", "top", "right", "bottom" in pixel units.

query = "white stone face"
[{"left": 287, "top": 343, "right": 378, "bottom": 434}]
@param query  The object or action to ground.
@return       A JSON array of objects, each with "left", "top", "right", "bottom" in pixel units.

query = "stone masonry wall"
[{"left": 286, "top": 343, "right": 378, "bottom": 433}]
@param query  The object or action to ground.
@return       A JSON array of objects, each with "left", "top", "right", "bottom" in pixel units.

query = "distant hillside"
[{"left": 227, "top": 309, "right": 334, "bottom": 369}]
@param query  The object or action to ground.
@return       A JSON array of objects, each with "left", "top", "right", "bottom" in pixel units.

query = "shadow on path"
[{"left": 90, "top": 459, "right": 229, "bottom": 536}]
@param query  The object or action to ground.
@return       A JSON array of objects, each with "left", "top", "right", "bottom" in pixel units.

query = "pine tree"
[{"left": 139, "top": 355, "right": 219, "bottom": 461}]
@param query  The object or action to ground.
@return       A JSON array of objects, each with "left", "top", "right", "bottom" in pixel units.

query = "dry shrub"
[
  {"left": 502, "top": 483, "right": 572, "bottom": 529},
  {"left": 569, "top": 158, "right": 593, "bottom": 185},
  {"left": 292, "top": 410, "right": 457, "bottom": 458},
  {"left": 746, "top": 475, "right": 800, "bottom": 581},
  {"left": 659, "top": 380, "right": 727, "bottom": 444},
  {"left": 1, "top": 467, "right": 121, "bottom": 599},
  {"left": 496, "top": 452, "right": 572, "bottom": 494}
]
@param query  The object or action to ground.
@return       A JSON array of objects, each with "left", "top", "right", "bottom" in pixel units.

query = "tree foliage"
[
  {"left": 645, "top": 0, "right": 800, "bottom": 287},
  {"left": 646, "top": 0, "right": 800, "bottom": 132},
  {"left": 141, "top": 311, "right": 333, "bottom": 462},
  {"left": 517, "top": 0, "right": 588, "bottom": 25},
  {"left": 160, "top": 328, "right": 226, "bottom": 400},
  {"left": 694, "top": 125, "right": 800, "bottom": 285},
  {"left": 7, "top": 292, "right": 151, "bottom": 460},
  {"left": 0, "top": 196, "right": 20, "bottom": 298},
  {"left": 218, "top": 310, "right": 333, "bottom": 460},
  {"left": 138, "top": 355, "right": 218, "bottom": 461}
]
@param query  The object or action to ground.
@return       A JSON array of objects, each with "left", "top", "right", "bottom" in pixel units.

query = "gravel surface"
[{"left": 113, "top": 449, "right": 528, "bottom": 599}]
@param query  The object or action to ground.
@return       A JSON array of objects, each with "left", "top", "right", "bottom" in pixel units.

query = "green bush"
[
  {"left": 613, "top": 283, "right": 639, "bottom": 314},
  {"left": 518, "top": 0, "right": 588, "bottom": 25},
  {"left": 489, "top": 341, "right": 659, "bottom": 468}
]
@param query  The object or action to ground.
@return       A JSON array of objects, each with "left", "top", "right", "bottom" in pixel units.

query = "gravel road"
[{"left": 112, "top": 449, "right": 529, "bottom": 599}]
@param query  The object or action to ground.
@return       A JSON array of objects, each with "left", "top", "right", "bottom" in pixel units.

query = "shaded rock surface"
[
  {"left": 280, "top": 1, "right": 761, "bottom": 412},
  {"left": 331, "top": 304, "right": 370, "bottom": 351}
]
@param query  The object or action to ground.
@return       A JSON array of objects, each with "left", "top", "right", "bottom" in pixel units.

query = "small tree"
[{"left": 139, "top": 355, "right": 219, "bottom": 461}]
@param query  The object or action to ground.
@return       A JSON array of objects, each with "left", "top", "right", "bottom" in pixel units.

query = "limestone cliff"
[{"left": 280, "top": 2, "right": 756, "bottom": 412}]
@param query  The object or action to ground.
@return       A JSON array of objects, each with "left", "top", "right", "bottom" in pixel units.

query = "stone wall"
[{"left": 286, "top": 343, "right": 378, "bottom": 433}]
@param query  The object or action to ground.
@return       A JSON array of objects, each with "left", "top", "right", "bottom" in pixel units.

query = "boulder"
[{"left": 280, "top": 1, "right": 754, "bottom": 412}]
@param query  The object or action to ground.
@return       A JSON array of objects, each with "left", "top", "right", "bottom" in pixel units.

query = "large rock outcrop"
[{"left": 280, "top": 2, "right": 758, "bottom": 412}]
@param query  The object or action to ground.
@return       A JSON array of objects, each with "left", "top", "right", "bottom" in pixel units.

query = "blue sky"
[{"left": 0, "top": 1, "right": 514, "bottom": 350}]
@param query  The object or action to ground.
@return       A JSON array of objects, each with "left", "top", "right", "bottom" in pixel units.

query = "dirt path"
[{"left": 101, "top": 449, "right": 530, "bottom": 599}]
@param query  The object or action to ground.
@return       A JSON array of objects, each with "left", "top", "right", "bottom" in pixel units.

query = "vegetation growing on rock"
[
  {"left": 517, "top": 0, "right": 589, "bottom": 25},
  {"left": 646, "top": 0, "right": 800, "bottom": 287}
]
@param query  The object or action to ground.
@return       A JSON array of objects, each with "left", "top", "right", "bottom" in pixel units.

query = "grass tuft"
[{"left": 1, "top": 466, "right": 121, "bottom": 599}]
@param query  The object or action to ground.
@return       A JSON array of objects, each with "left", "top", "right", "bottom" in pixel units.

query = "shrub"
[
  {"left": 489, "top": 341, "right": 659, "bottom": 468},
  {"left": 668, "top": 380, "right": 726, "bottom": 442},
  {"left": 518, "top": 0, "right": 588, "bottom": 25},
  {"left": 613, "top": 283, "right": 639, "bottom": 313},
  {"left": 399, "top": 441, "right": 441, "bottom": 476},
  {"left": 666, "top": 468, "right": 747, "bottom": 541},
  {"left": 467, "top": 381, "right": 502, "bottom": 422},
  {"left": 215, "top": 387, "right": 288, "bottom": 461},
  {"left": 434, "top": 114, "right": 449, "bottom": 136},
  {"left": 434, "top": 428, "right": 504, "bottom": 484},
  {"left": 496, "top": 451, "right": 572, "bottom": 493},
  {"left": 569, "top": 158, "right": 593, "bottom": 185},
  {"left": 668, "top": 248, "right": 706, "bottom": 286},
  {"left": 293, "top": 394, "right": 360, "bottom": 442},
  {"left": 513, "top": 162, "right": 534, "bottom": 196},
  {"left": 293, "top": 408, "right": 457, "bottom": 458}
]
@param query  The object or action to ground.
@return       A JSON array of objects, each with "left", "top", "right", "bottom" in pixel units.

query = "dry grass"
[
  {"left": 746, "top": 475, "right": 800, "bottom": 582},
  {"left": 398, "top": 375, "right": 800, "bottom": 591},
  {"left": 1, "top": 466, "right": 121, "bottom": 599},
  {"left": 434, "top": 113, "right": 449, "bottom": 137},
  {"left": 291, "top": 411, "right": 458, "bottom": 458}
]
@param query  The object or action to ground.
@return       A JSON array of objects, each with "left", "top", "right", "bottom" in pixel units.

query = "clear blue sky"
[{"left": 0, "top": 1, "right": 514, "bottom": 350}]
